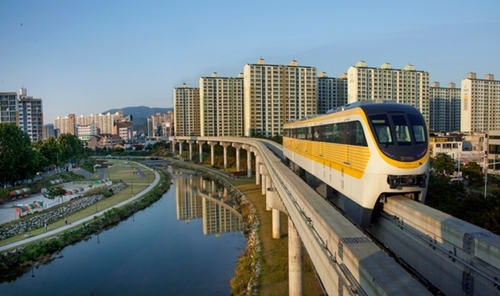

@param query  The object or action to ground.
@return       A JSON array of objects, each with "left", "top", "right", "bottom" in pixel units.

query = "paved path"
[{"left": 0, "top": 163, "right": 160, "bottom": 252}]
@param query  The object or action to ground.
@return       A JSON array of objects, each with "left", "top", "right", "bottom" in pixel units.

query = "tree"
[
  {"left": 57, "top": 134, "right": 85, "bottom": 164},
  {"left": 43, "top": 185, "right": 67, "bottom": 200},
  {"left": 430, "top": 153, "right": 455, "bottom": 175},
  {"left": 0, "top": 123, "right": 42, "bottom": 185}
]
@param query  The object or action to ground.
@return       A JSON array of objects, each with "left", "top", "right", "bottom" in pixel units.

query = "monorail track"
[{"left": 368, "top": 195, "right": 500, "bottom": 295}]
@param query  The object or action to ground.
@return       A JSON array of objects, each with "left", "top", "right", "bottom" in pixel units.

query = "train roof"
[{"left": 286, "top": 101, "right": 421, "bottom": 126}]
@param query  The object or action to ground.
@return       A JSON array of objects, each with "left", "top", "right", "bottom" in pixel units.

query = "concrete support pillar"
[
  {"left": 232, "top": 143, "right": 242, "bottom": 172},
  {"left": 220, "top": 142, "right": 231, "bottom": 169},
  {"left": 289, "top": 217, "right": 304, "bottom": 296},
  {"left": 267, "top": 187, "right": 285, "bottom": 239},
  {"left": 187, "top": 140, "right": 195, "bottom": 161},
  {"left": 211, "top": 180, "right": 216, "bottom": 195},
  {"left": 208, "top": 141, "right": 218, "bottom": 166},
  {"left": 247, "top": 149, "right": 252, "bottom": 177},
  {"left": 179, "top": 141, "right": 184, "bottom": 156},
  {"left": 272, "top": 209, "right": 281, "bottom": 239},
  {"left": 255, "top": 155, "right": 261, "bottom": 185},
  {"left": 171, "top": 139, "right": 177, "bottom": 154},
  {"left": 198, "top": 141, "right": 205, "bottom": 163}
]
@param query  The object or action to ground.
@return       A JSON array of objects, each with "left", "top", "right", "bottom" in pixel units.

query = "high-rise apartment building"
[
  {"left": 147, "top": 111, "right": 174, "bottom": 138},
  {"left": 54, "top": 114, "right": 76, "bottom": 135},
  {"left": 200, "top": 72, "right": 244, "bottom": 137},
  {"left": 0, "top": 92, "right": 18, "bottom": 125},
  {"left": 317, "top": 72, "right": 348, "bottom": 114},
  {"left": 461, "top": 72, "right": 500, "bottom": 133},
  {"left": 44, "top": 123, "right": 59, "bottom": 139},
  {"left": 18, "top": 88, "right": 44, "bottom": 142},
  {"left": 243, "top": 59, "right": 317, "bottom": 137},
  {"left": 55, "top": 111, "right": 128, "bottom": 136},
  {"left": 429, "top": 82, "right": 461, "bottom": 132},
  {"left": 173, "top": 83, "right": 200, "bottom": 136},
  {"left": 347, "top": 61, "right": 430, "bottom": 124}
]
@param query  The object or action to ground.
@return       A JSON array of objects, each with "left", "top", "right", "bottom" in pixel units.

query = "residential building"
[
  {"left": 0, "top": 92, "right": 18, "bottom": 125},
  {"left": 429, "top": 82, "right": 461, "bottom": 132},
  {"left": 54, "top": 114, "right": 76, "bottom": 135},
  {"left": 486, "top": 130, "right": 500, "bottom": 174},
  {"left": 55, "top": 111, "right": 129, "bottom": 136},
  {"left": 243, "top": 59, "right": 317, "bottom": 137},
  {"left": 43, "top": 123, "right": 59, "bottom": 139},
  {"left": 18, "top": 88, "right": 44, "bottom": 142},
  {"left": 347, "top": 61, "right": 430, "bottom": 124},
  {"left": 317, "top": 72, "right": 348, "bottom": 114},
  {"left": 461, "top": 72, "right": 500, "bottom": 133},
  {"left": 76, "top": 123, "right": 99, "bottom": 142},
  {"left": 86, "top": 133, "right": 122, "bottom": 150},
  {"left": 200, "top": 72, "right": 244, "bottom": 137},
  {"left": 173, "top": 83, "right": 200, "bottom": 136},
  {"left": 113, "top": 119, "right": 133, "bottom": 141},
  {"left": 147, "top": 111, "right": 174, "bottom": 138}
]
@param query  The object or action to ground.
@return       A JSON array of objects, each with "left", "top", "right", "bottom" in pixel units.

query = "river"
[{"left": 0, "top": 171, "right": 247, "bottom": 295}]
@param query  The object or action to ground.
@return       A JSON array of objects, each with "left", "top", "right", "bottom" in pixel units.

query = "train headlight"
[{"left": 387, "top": 174, "right": 426, "bottom": 188}]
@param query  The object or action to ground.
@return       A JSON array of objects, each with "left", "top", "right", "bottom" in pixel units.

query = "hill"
[{"left": 103, "top": 106, "right": 172, "bottom": 135}]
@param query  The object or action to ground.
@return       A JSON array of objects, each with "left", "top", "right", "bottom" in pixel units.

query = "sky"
[{"left": 1, "top": 0, "right": 500, "bottom": 124}]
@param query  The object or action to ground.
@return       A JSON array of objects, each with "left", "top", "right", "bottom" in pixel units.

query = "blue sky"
[{"left": 1, "top": 0, "right": 499, "bottom": 123}]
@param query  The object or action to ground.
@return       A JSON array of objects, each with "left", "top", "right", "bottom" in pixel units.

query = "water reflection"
[
  {"left": 175, "top": 172, "right": 245, "bottom": 235},
  {"left": 0, "top": 168, "right": 246, "bottom": 295}
]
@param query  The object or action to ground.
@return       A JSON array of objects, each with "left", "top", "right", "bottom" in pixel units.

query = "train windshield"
[{"left": 368, "top": 112, "right": 427, "bottom": 162}]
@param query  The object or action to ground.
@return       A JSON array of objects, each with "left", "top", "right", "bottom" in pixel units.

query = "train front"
[{"left": 363, "top": 103, "right": 430, "bottom": 203}]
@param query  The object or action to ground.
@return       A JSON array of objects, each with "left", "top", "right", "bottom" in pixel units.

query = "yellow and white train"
[{"left": 283, "top": 101, "right": 430, "bottom": 227}]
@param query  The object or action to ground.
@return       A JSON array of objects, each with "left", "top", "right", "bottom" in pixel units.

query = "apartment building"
[
  {"left": 243, "top": 59, "right": 317, "bottom": 137},
  {"left": 173, "top": 83, "right": 200, "bottom": 136},
  {"left": 347, "top": 61, "right": 430, "bottom": 124},
  {"left": 147, "top": 111, "right": 174, "bottom": 138},
  {"left": 429, "top": 82, "right": 461, "bottom": 132},
  {"left": 200, "top": 72, "right": 244, "bottom": 137},
  {"left": 317, "top": 72, "right": 348, "bottom": 114},
  {"left": 18, "top": 88, "right": 44, "bottom": 142},
  {"left": 461, "top": 72, "right": 500, "bottom": 133},
  {"left": 55, "top": 111, "right": 129, "bottom": 136},
  {"left": 43, "top": 123, "right": 59, "bottom": 139},
  {"left": 76, "top": 123, "right": 99, "bottom": 142},
  {"left": 0, "top": 92, "right": 18, "bottom": 125}
]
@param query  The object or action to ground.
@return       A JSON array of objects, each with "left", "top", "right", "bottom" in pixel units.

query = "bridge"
[{"left": 170, "top": 136, "right": 500, "bottom": 295}]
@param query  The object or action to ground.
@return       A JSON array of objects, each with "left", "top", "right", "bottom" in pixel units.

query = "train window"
[
  {"left": 408, "top": 113, "right": 427, "bottom": 144},
  {"left": 370, "top": 114, "right": 393, "bottom": 144},
  {"left": 349, "top": 121, "right": 367, "bottom": 146},
  {"left": 392, "top": 115, "right": 411, "bottom": 146},
  {"left": 332, "top": 123, "right": 342, "bottom": 143},
  {"left": 324, "top": 124, "right": 333, "bottom": 142}
]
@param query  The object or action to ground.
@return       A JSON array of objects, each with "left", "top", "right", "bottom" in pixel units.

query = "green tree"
[
  {"left": 43, "top": 185, "right": 67, "bottom": 200},
  {"left": 57, "top": 134, "right": 85, "bottom": 164},
  {"left": 430, "top": 153, "right": 455, "bottom": 175},
  {"left": 34, "top": 136, "right": 62, "bottom": 169},
  {"left": 0, "top": 123, "right": 42, "bottom": 185}
]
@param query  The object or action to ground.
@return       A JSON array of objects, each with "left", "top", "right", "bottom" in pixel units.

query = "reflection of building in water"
[
  {"left": 176, "top": 177, "right": 202, "bottom": 221},
  {"left": 175, "top": 174, "right": 244, "bottom": 235},
  {"left": 201, "top": 192, "right": 244, "bottom": 235}
]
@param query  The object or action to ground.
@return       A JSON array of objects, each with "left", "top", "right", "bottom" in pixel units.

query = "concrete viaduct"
[{"left": 170, "top": 136, "right": 431, "bottom": 295}]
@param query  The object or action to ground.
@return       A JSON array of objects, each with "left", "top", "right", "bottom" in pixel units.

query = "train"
[{"left": 282, "top": 100, "right": 430, "bottom": 227}]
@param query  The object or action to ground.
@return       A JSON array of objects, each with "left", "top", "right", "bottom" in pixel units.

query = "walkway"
[{"left": 0, "top": 164, "right": 160, "bottom": 252}]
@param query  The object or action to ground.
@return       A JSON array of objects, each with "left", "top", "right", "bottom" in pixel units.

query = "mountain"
[{"left": 103, "top": 106, "right": 172, "bottom": 135}]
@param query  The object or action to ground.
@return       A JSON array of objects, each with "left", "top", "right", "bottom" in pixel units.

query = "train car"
[{"left": 282, "top": 100, "right": 430, "bottom": 227}]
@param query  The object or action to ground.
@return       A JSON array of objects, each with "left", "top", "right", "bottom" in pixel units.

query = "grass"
[
  {"left": 232, "top": 182, "right": 324, "bottom": 296},
  {"left": 0, "top": 160, "right": 152, "bottom": 248}
]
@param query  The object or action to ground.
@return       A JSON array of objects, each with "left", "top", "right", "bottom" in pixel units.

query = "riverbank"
[{"left": 0, "top": 164, "right": 170, "bottom": 273}]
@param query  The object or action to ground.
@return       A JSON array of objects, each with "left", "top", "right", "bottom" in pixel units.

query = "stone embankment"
[{"left": 0, "top": 183, "right": 126, "bottom": 240}]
